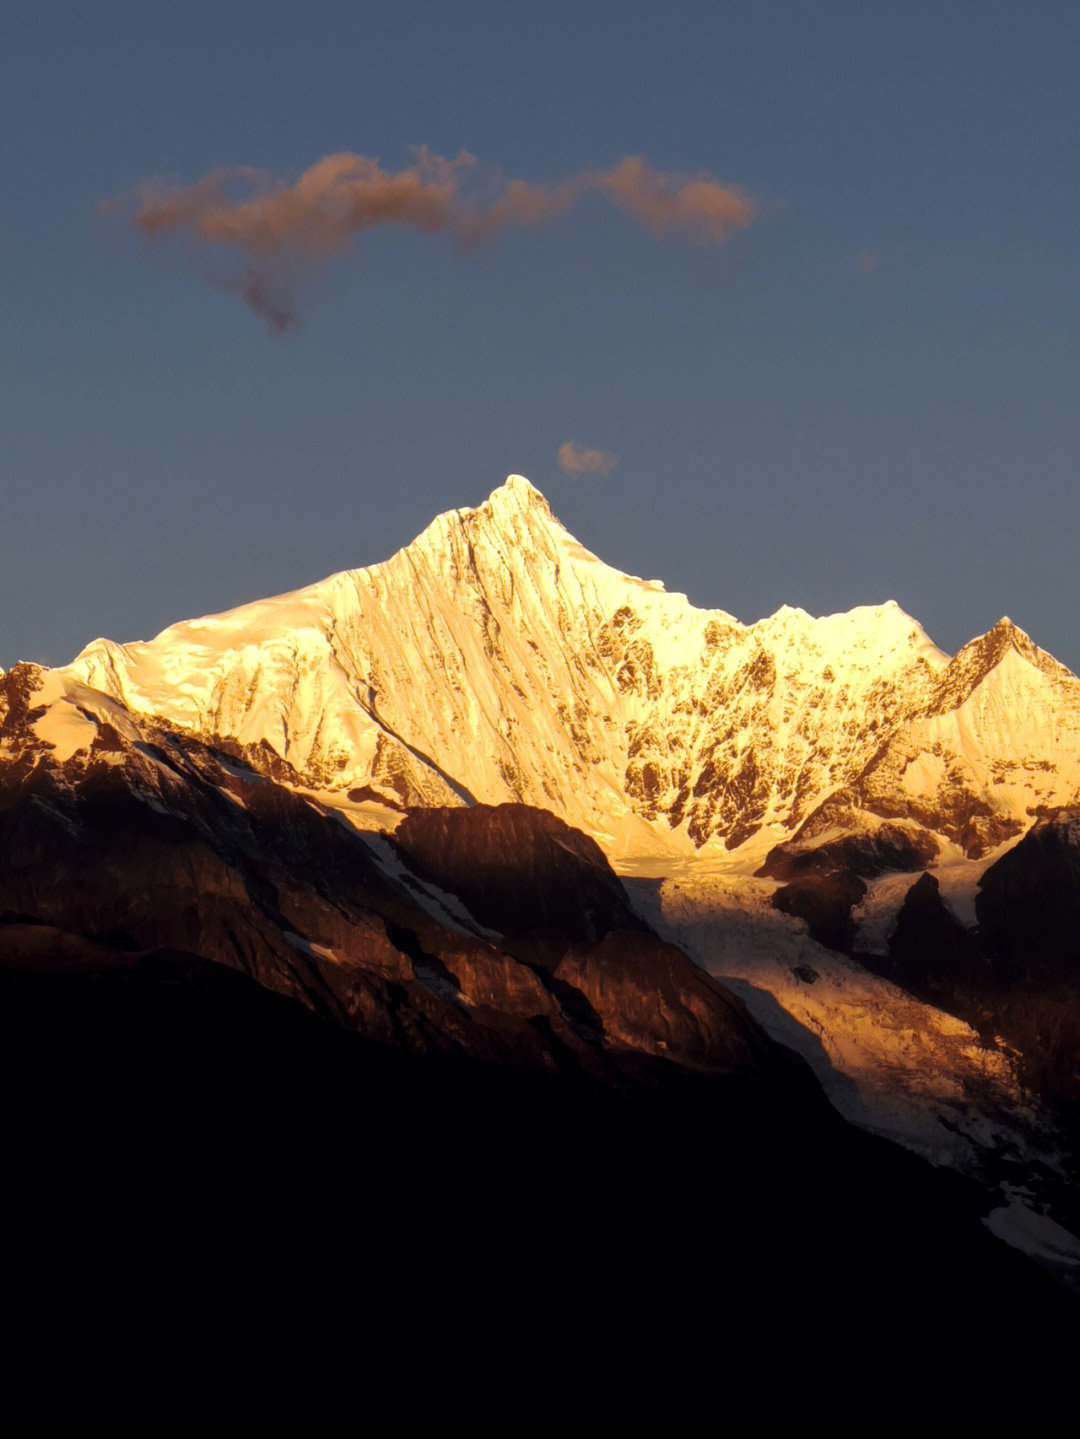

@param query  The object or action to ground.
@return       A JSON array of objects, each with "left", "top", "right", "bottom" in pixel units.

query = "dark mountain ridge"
[
  {"left": 2, "top": 667, "right": 1078, "bottom": 1430},
  {"left": 762, "top": 803, "right": 1080, "bottom": 1115}
]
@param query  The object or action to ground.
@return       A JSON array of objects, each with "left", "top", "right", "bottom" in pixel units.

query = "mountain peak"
[
  {"left": 927, "top": 614, "right": 1078, "bottom": 719},
  {"left": 991, "top": 616, "right": 1031, "bottom": 644},
  {"left": 482, "top": 473, "right": 552, "bottom": 519},
  {"left": 978, "top": 616, "right": 1036, "bottom": 661},
  {"left": 500, "top": 473, "right": 543, "bottom": 498}
]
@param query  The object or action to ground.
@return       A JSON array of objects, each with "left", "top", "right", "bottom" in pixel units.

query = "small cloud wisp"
[
  {"left": 557, "top": 441, "right": 619, "bottom": 477},
  {"left": 102, "top": 148, "right": 756, "bottom": 330}
]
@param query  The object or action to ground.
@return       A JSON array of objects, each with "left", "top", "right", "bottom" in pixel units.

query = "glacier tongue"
[
  {"left": 621, "top": 854, "right": 1034, "bottom": 1155},
  {"left": 617, "top": 848, "right": 1079, "bottom": 1281}
]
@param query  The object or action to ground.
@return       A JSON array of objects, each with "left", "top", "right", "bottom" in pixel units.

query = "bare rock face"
[
  {"left": 759, "top": 822, "right": 940, "bottom": 950},
  {"left": 552, "top": 927, "right": 772, "bottom": 1072},
  {"left": 0, "top": 683, "right": 778, "bottom": 1087},
  {"left": 977, "top": 807, "right": 1080, "bottom": 974},
  {"left": 770, "top": 870, "right": 867, "bottom": 952},
  {"left": 844, "top": 811, "right": 1080, "bottom": 1107},
  {"left": 392, "top": 803, "right": 774, "bottom": 1072},
  {"left": 971, "top": 809, "right": 1080, "bottom": 1103},
  {"left": 760, "top": 822, "right": 940, "bottom": 882},
  {"left": 392, "top": 803, "right": 638, "bottom": 942},
  {"left": 884, "top": 871, "right": 984, "bottom": 1010}
]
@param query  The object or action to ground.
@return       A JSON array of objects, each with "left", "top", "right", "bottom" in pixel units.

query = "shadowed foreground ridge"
[
  {"left": 0, "top": 674, "right": 775, "bottom": 1086},
  {"left": 0, "top": 698, "right": 1076, "bottom": 1429},
  {"left": 2, "top": 947, "right": 1077, "bottom": 1434},
  {"left": 392, "top": 803, "right": 774, "bottom": 1072},
  {"left": 393, "top": 801, "right": 639, "bottom": 942}
]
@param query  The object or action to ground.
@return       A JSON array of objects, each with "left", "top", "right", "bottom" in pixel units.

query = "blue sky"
[{"left": 3, "top": 1, "right": 1078, "bottom": 671}]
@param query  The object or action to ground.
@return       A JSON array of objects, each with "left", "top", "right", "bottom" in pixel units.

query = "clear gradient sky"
[{"left": 3, "top": 2, "right": 1078, "bottom": 671}]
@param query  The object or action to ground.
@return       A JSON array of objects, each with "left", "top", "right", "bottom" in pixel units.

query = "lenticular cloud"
[{"left": 102, "top": 148, "right": 756, "bottom": 330}]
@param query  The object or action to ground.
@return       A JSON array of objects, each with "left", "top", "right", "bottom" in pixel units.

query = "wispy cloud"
[
  {"left": 102, "top": 149, "right": 756, "bottom": 330},
  {"left": 856, "top": 250, "right": 879, "bottom": 278},
  {"left": 557, "top": 441, "right": 619, "bottom": 476}
]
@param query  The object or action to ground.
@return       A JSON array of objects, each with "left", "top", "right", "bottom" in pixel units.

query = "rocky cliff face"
[
  {"left": 973, "top": 809, "right": 1080, "bottom": 1104},
  {"left": 827, "top": 807, "right": 1080, "bottom": 1109},
  {"left": 392, "top": 804, "right": 773, "bottom": 1071},
  {"left": 0, "top": 663, "right": 775, "bottom": 1086},
  {"left": 55, "top": 476, "right": 1080, "bottom": 860}
]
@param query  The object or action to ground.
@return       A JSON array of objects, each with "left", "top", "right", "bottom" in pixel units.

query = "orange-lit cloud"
[
  {"left": 856, "top": 250, "right": 879, "bottom": 277},
  {"left": 597, "top": 156, "right": 754, "bottom": 244},
  {"left": 557, "top": 441, "right": 619, "bottom": 476},
  {"left": 103, "top": 149, "right": 755, "bottom": 329}
]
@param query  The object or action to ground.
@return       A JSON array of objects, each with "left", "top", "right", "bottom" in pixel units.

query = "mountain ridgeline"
[{"left": 55, "top": 475, "right": 1080, "bottom": 860}]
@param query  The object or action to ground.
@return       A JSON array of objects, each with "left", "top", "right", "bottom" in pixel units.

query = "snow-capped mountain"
[
  {"left": 59, "top": 475, "right": 1080, "bottom": 860},
  {"left": 7, "top": 473, "right": 1080, "bottom": 1280}
]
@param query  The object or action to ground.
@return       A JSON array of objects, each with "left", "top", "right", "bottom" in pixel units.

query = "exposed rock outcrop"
[
  {"left": 759, "top": 821, "right": 940, "bottom": 950},
  {"left": 0, "top": 691, "right": 777, "bottom": 1087},
  {"left": 393, "top": 803, "right": 774, "bottom": 1072}
]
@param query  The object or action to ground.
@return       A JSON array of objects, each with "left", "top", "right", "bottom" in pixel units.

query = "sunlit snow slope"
[{"left": 62, "top": 475, "right": 1080, "bottom": 860}]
